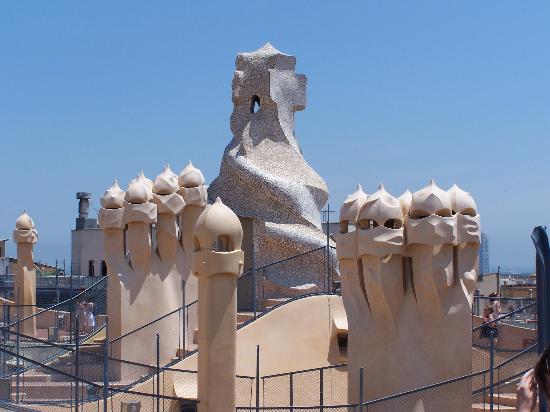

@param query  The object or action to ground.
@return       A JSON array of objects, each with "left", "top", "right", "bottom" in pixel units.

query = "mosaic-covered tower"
[{"left": 209, "top": 43, "right": 335, "bottom": 296}]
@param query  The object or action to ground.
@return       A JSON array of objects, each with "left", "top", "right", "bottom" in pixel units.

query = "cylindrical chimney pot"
[{"left": 76, "top": 192, "right": 91, "bottom": 219}]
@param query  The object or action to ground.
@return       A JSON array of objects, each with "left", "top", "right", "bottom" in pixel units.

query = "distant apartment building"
[
  {"left": 70, "top": 192, "right": 106, "bottom": 276},
  {"left": 0, "top": 239, "right": 9, "bottom": 276},
  {"left": 479, "top": 232, "right": 489, "bottom": 275}
]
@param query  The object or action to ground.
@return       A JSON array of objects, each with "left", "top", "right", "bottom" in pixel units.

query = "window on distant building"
[
  {"left": 101, "top": 260, "right": 107, "bottom": 276},
  {"left": 88, "top": 260, "right": 94, "bottom": 277}
]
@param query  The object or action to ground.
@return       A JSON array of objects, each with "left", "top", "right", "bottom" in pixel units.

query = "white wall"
[{"left": 71, "top": 228, "right": 105, "bottom": 276}]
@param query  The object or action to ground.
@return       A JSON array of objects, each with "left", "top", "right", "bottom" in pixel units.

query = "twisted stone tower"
[{"left": 209, "top": 43, "right": 334, "bottom": 292}]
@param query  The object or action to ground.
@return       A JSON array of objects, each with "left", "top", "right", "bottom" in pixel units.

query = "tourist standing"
[{"left": 489, "top": 292, "right": 502, "bottom": 319}]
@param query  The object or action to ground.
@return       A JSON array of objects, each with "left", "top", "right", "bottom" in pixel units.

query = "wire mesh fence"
[
  {"left": 361, "top": 372, "right": 476, "bottom": 412},
  {"left": 253, "top": 298, "right": 538, "bottom": 411},
  {"left": 236, "top": 375, "right": 255, "bottom": 408},
  {"left": 184, "top": 300, "right": 198, "bottom": 354},
  {"left": 0, "top": 299, "right": 540, "bottom": 411},
  {"left": 473, "top": 295, "right": 536, "bottom": 328},
  {"left": 2, "top": 276, "right": 107, "bottom": 346},
  {"left": 108, "top": 306, "right": 184, "bottom": 370},
  {"left": 252, "top": 343, "right": 537, "bottom": 411},
  {"left": 236, "top": 246, "right": 339, "bottom": 321},
  {"left": 0, "top": 330, "right": 199, "bottom": 411},
  {"left": 0, "top": 243, "right": 541, "bottom": 411},
  {"left": 261, "top": 364, "right": 348, "bottom": 408},
  {"left": 256, "top": 246, "right": 336, "bottom": 306},
  {"left": 473, "top": 299, "right": 537, "bottom": 356}
]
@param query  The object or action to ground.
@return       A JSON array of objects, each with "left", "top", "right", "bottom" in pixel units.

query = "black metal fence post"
[
  {"left": 185, "top": 304, "right": 189, "bottom": 357},
  {"left": 252, "top": 242, "right": 257, "bottom": 319},
  {"left": 289, "top": 372, "right": 294, "bottom": 412},
  {"left": 489, "top": 334, "right": 494, "bottom": 412},
  {"left": 255, "top": 345, "right": 260, "bottom": 412},
  {"left": 359, "top": 367, "right": 364, "bottom": 412},
  {"left": 75, "top": 316, "right": 80, "bottom": 412},
  {"left": 55, "top": 261, "right": 60, "bottom": 305},
  {"left": 531, "top": 226, "right": 550, "bottom": 412},
  {"left": 184, "top": 281, "right": 187, "bottom": 359},
  {"left": 326, "top": 204, "right": 330, "bottom": 293},
  {"left": 103, "top": 319, "right": 109, "bottom": 412},
  {"left": 319, "top": 367, "right": 324, "bottom": 412},
  {"left": 69, "top": 273, "right": 74, "bottom": 344},
  {"left": 1, "top": 304, "right": 5, "bottom": 377},
  {"left": 156, "top": 333, "right": 160, "bottom": 412},
  {"left": 15, "top": 301, "right": 20, "bottom": 404}
]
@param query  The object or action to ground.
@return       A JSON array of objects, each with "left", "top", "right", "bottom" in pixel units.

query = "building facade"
[
  {"left": 70, "top": 192, "right": 106, "bottom": 276},
  {"left": 479, "top": 232, "right": 489, "bottom": 275}
]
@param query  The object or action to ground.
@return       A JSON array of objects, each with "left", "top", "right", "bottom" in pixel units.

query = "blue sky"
[{"left": 1, "top": 1, "right": 548, "bottom": 272}]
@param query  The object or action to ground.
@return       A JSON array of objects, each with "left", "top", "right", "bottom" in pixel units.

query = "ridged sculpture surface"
[
  {"left": 209, "top": 43, "right": 334, "bottom": 290},
  {"left": 337, "top": 181, "right": 480, "bottom": 412},
  {"left": 98, "top": 163, "right": 208, "bottom": 374}
]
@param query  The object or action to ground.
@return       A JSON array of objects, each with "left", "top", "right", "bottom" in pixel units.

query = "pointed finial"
[
  {"left": 125, "top": 180, "right": 148, "bottom": 204},
  {"left": 16, "top": 211, "right": 35, "bottom": 230},
  {"left": 101, "top": 180, "right": 125, "bottom": 209},
  {"left": 153, "top": 164, "right": 179, "bottom": 195},
  {"left": 179, "top": 161, "right": 205, "bottom": 188}
]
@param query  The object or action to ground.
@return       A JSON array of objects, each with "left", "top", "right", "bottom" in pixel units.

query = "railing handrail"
[
  {"left": 34, "top": 264, "right": 57, "bottom": 289},
  {"left": 0, "top": 344, "right": 196, "bottom": 405},
  {"left": 184, "top": 246, "right": 331, "bottom": 306},
  {"left": 0, "top": 344, "right": 101, "bottom": 388},
  {"left": 475, "top": 296, "right": 536, "bottom": 302},
  {"left": 237, "top": 292, "right": 334, "bottom": 330},
  {"left": 259, "top": 342, "right": 537, "bottom": 382},
  {"left": 238, "top": 246, "right": 327, "bottom": 280},
  {"left": 472, "top": 301, "right": 536, "bottom": 332},
  {"left": 472, "top": 343, "right": 538, "bottom": 395},
  {"left": 255, "top": 246, "right": 326, "bottom": 272},
  {"left": 6, "top": 275, "right": 107, "bottom": 327},
  {"left": 108, "top": 305, "right": 182, "bottom": 344},
  {"left": 494, "top": 342, "right": 537, "bottom": 368},
  {"left": 1, "top": 326, "right": 178, "bottom": 372},
  {"left": 255, "top": 341, "right": 537, "bottom": 409},
  {"left": 183, "top": 292, "right": 336, "bottom": 360},
  {"left": 361, "top": 369, "right": 486, "bottom": 406},
  {"left": 362, "top": 353, "right": 532, "bottom": 407},
  {"left": 261, "top": 362, "right": 347, "bottom": 379}
]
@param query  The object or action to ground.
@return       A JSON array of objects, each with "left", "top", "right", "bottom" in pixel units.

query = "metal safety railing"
[
  {"left": 248, "top": 344, "right": 537, "bottom": 411},
  {"left": 249, "top": 296, "right": 538, "bottom": 410},
  {"left": 0, "top": 338, "right": 199, "bottom": 412},
  {"left": 237, "top": 245, "right": 338, "bottom": 316},
  {"left": 0, "top": 276, "right": 107, "bottom": 384}
]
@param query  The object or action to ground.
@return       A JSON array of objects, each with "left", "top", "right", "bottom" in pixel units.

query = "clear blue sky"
[{"left": 1, "top": 1, "right": 548, "bottom": 273}]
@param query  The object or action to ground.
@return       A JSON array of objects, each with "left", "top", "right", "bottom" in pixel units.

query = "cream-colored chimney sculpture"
[
  {"left": 98, "top": 164, "right": 207, "bottom": 370},
  {"left": 337, "top": 181, "right": 480, "bottom": 412},
  {"left": 192, "top": 197, "right": 244, "bottom": 412},
  {"left": 179, "top": 161, "right": 209, "bottom": 312},
  {"left": 13, "top": 212, "right": 38, "bottom": 336}
]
